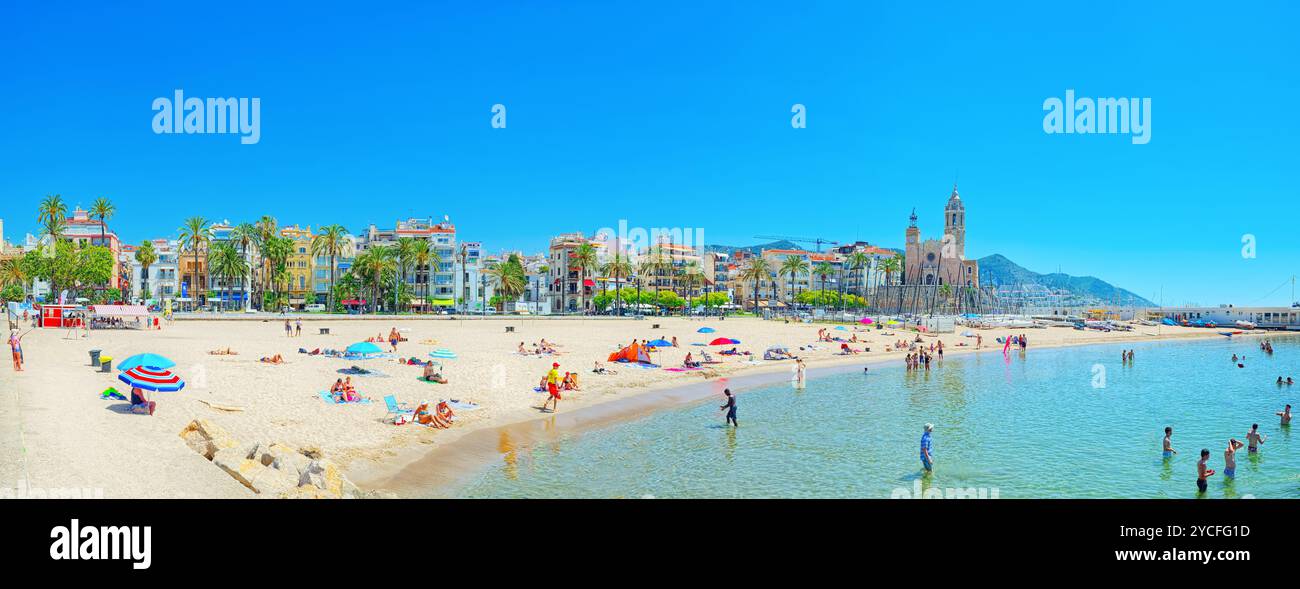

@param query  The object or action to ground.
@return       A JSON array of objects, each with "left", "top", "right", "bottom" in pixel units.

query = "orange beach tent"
[{"left": 608, "top": 342, "right": 654, "bottom": 364}]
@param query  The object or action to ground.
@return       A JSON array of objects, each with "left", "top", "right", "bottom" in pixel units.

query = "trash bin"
[
  {"left": 100, "top": 357, "right": 112, "bottom": 373},
  {"left": 89, "top": 349, "right": 102, "bottom": 366}
]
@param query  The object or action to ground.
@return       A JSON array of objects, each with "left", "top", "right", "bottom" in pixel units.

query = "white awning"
[{"left": 90, "top": 304, "right": 150, "bottom": 317}]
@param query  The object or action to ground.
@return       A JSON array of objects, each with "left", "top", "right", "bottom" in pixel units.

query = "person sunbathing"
[
  {"left": 411, "top": 401, "right": 452, "bottom": 428},
  {"left": 260, "top": 353, "right": 284, "bottom": 364},
  {"left": 422, "top": 363, "right": 448, "bottom": 384},
  {"left": 517, "top": 342, "right": 530, "bottom": 355},
  {"left": 683, "top": 353, "right": 701, "bottom": 368},
  {"left": 592, "top": 361, "right": 616, "bottom": 375}
]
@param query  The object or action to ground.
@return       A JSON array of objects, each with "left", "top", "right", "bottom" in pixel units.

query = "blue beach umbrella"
[
  {"left": 834, "top": 326, "right": 847, "bottom": 331},
  {"left": 117, "top": 353, "right": 176, "bottom": 372},
  {"left": 429, "top": 348, "right": 458, "bottom": 359},
  {"left": 647, "top": 339, "right": 673, "bottom": 347},
  {"left": 697, "top": 327, "right": 716, "bottom": 333},
  {"left": 346, "top": 341, "right": 383, "bottom": 355}
]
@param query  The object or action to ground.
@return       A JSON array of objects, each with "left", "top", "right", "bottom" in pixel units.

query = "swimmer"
[
  {"left": 1223, "top": 438, "right": 1244, "bottom": 479},
  {"left": 1245, "top": 423, "right": 1266, "bottom": 452},
  {"left": 1162, "top": 426, "right": 1177, "bottom": 457},
  {"left": 1197, "top": 449, "right": 1214, "bottom": 494},
  {"left": 1277, "top": 404, "right": 1291, "bottom": 426}
]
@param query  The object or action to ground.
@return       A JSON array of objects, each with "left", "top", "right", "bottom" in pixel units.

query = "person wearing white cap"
[{"left": 920, "top": 423, "right": 935, "bottom": 472}]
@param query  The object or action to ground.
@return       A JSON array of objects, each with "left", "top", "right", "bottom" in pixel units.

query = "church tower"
[{"left": 944, "top": 183, "right": 965, "bottom": 259}]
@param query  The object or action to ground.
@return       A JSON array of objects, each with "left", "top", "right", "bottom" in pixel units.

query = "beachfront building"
[
  {"left": 904, "top": 184, "right": 980, "bottom": 288},
  {"left": 635, "top": 239, "right": 706, "bottom": 301},
  {"left": 1158, "top": 306, "right": 1300, "bottom": 330},
  {"left": 547, "top": 232, "right": 598, "bottom": 314},
  {"left": 357, "top": 217, "right": 458, "bottom": 309},
  {"left": 833, "top": 242, "right": 897, "bottom": 295},
  {"left": 519, "top": 254, "right": 551, "bottom": 315},
  {"left": 279, "top": 225, "right": 315, "bottom": 310},
  {"left": 127, "top": 239, "right": 181, "bottom": 304},
  {"left": 452, "top": 241, "right": 484, "bottom": 313}
]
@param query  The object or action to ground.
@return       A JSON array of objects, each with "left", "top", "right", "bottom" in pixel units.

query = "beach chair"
[{"left": 384, "top": 395, "right": 413, "bottom": 419}]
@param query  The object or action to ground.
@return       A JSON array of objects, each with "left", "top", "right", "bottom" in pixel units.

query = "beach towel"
[
  {"left": 664, "top": 367, "right": 703, "bottom": 372},
  {"left": 318, "top": 391, "right": 371, "bottom": 404},
  {"left": 447, "top": 399, "right": 480, "bottom": 411}
]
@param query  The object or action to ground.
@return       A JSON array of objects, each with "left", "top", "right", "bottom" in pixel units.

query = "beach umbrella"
[
  {"left": 117, "top": 353, "right": 176, "bottom": 372},
  {"left": 646, "top": 339, "right": 673, "bottom": 348},
  {"left": 708, "top": 337, "right": 734, "bottom": 346},
  {"left": 886, "top": 319, "right": 900, "bottom": 325},
  {"left": 429, "top": 348, "right": 458, "bottom": 359},
  {"left": 346, "top": 341, "right": 383, "bottom": 355},
  {"left": 834, "top": 326, "right": 847, "bottom": 331},
  {"left": 118, "top": 365, "right": 185, "bottom": 392},
  {"left": 859, "top": 318, "right": 873, "bottom": 325},
  {"left": 961, "top": 313, "right": 980, "bottom": 319},
  {"left": 697, "top": 327, "right": 716, "bottom": 333}
]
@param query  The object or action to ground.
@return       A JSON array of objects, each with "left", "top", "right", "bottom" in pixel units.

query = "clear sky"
[{"left": 2, "top": 1, "right": 1298, "bottom": 306}]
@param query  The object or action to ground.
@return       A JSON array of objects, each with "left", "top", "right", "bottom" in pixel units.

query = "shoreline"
[{"left": 355, "top": 326, "right": 1267, "bottom": 497}]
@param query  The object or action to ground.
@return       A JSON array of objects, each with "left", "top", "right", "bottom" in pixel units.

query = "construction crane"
[{"left": 753, "top": 235, "right": 840, "bottom": 253}]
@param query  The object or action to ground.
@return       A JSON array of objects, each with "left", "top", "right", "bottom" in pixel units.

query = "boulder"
[
  {"left": 179, "top": 420, "right": 240, "bottom": 460},
  {"left": 211, "top": 447, "right": 263, "bottom": 492},
  {"left": 278, "top": 486, "right": 335, "bottom": 499}
]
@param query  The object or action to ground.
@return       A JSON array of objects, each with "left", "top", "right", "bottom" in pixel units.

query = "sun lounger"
[{"left": 383, "top": 395, "right": 412, "bottom": 419}]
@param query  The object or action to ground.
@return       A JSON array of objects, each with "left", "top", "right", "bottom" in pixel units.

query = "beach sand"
[{"left": 0, "top": 315, "right": 1231, "bottom": 498}]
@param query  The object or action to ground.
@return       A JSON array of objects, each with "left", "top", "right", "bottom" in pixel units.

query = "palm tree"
[
  {"left": 178, "top": 217, "right": 211, "bottom": 309},
  {"left": 571, "top": 242, "right": 598, "bottom": 314},
  {"left": 846, "top": 252, "right": 871, "bottom": 305},
  {"left": 134, "top": 240, "right": 158, "bottom": 303},
  {"left": 938, "top": 283, "right": 953, "bottom": 315},
  {"left": 253, "top": 216, "right": 278, "bottom": 310},
  {"left": 812, "top": 262, "right": 835, "bottom": 309},
  {"left": 208, "top": 241, "right": 248, "bottom": 311},
  {"left": 260, "top": 235, "right": 293, "bottom": 310},
  {"left": 739, "top": 257, "right": 772, "bottom": 315},
  {"left": 0, "top": 258, "right": 29, "bottom": 302},
  {"left": 37, "top": 194, "right": 68, "bottom": 246},
  {"left": 681, "top": 260, "right": 704, "bottom": 314},
  {"left": 484, "top": 255, "right": 527, "bottom": 311},
  {"left": 779, "top": 256, "right": 809, "bottom": 310},
  {"left": 89, "top": 196, "right": 115, "bottom": 248},
  {"left": 394, "top": 237, "right": 420, "bottom": 314},
  {"left": 601, "top": 251, "right": 634, "bottom": 316},
  {"left": 311, "top": 224, "right": 351, "bottom": 313},
  {"left": 409, "top": 239, "right": 434, "bottom": 311},
  {"left": 354, "top": 246, "right": 395, "bottom": 314},
  {"left": 229, "top": 222, "right": 258, "bottom": 310}
]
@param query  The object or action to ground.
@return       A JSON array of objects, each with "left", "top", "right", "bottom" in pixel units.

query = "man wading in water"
[{"left": 719, "top": 389, "right": 737, "bottom": 427}]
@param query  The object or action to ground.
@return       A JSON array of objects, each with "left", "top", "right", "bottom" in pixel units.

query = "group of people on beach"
[
  {"left": 1120, "top": 349, "right": 1135, "bottom": 363},
  {"left": 328, "top": 377, "right": 366, "bottom": 403},
  {"left": 517, "top": 339, "right": 560, "bottom": 355},
  {"left": 906, "top": 342, "right": 942, "bottom": 371},
  {"left": 283, "top": 318, "right": 302, "bottom": 338}
]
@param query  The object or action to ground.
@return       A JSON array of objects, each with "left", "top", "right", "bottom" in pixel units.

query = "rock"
[
  {"left": 179, "top": 420, "right": 239, "bottom": 460},
  {"left": 299, "top": 459, "right": 347, "bottom": 497},
  {"left": 211, "top": 447, "right": 263, "bottom": 492},
  {"left": 278, "top": 486, "right": 334, "bottom": 499},
  {"left": 247, "top": 465, "right": 300, "bottom": 497}
]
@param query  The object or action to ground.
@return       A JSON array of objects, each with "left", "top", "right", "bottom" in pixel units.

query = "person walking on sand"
[
  {"left": 541, "top": 362, "right": 562, "bottom": 412},
  {"left": 9, "top": 329, "right": 25, "bottom": 372},
  {"left": 295, "top": 319, "right": 302, "bottom": 337},
  {"left": 1196, "top": 449, "right": 1214, "bottom": 494},
  {"left": 920, "top": 423, "right": 935, "bottom": 472},
  {"left": 1162, "top": 426, "right": 1177, "bottom": 458},
  {"left": 1245, "top": 423, "right": 1266, "bottom": 453},
  {"left": 1277, "top": 404, "right": 1292, "bottom": 426},
  {"left": 284, "top": 318, "right": 292, "bottom": 337},
  {"left": 1223, "top": 438, "right": 1244, "bottom": 479},
  {"left": 719, "top": 388, "right": 737, "bottom": 427}
]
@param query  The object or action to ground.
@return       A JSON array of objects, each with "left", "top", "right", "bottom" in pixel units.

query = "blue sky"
[{"left": 1, "top": 1, "right": 1298, "bottom": 306}]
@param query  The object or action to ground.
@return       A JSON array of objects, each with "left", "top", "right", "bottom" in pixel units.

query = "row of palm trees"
[
  {"left": 737, "top": 253, "right": 905, "bottom": 315},
  {"left": 558, "top": 243, "right": 712, "bottom": 315}
]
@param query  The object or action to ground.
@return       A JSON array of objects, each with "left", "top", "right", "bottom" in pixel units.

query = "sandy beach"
[{"left": 0, "top": 315, "right": 1237, "bottom": 498}]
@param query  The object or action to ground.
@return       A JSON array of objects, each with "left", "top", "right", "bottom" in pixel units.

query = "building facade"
[{"left": 904, "top": 185, "right": 979, "bottom": 288}]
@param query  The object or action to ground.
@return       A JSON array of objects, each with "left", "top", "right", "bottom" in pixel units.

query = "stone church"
[{"left": 904, "top": 185, "right": 980, "bottom": 287}]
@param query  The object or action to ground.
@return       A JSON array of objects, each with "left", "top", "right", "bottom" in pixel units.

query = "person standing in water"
[
  {"left": 1277, "top": 404, "right": 1292, "bottom": 426},
  {"left": 795, "top": 358, "right": 806, "bottom": 386},
  {"left": 1162, "top": 426, "right": 1177, "bottom": 458},
  {"left": 920, "top": 423, "right": 935, "bottom": 472},
  {"left": 1196, "top": 449, "right": 1214, "bottom": 494},
  {"left": 719, "top": 388, "right": 737, "bottom": 427},
  {"left": 1245, "top": 423, "right": 1266, "bottom": 452},
  {"left": 1223, "top": 438, "right": 1244, "bottom": 479}
]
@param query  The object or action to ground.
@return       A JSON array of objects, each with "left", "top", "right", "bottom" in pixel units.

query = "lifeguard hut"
[{"left": 39, "top": 304, "right": 81, "bottom": 328}]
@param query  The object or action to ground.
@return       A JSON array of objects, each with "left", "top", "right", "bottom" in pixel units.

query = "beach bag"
[{"left": 393, "top": 414, "right": 409, "bottom": 425}]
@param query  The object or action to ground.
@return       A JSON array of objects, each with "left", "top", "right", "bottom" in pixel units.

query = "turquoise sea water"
[{"left": 456, "top": 336, "right": 1300, "bottom": 498}]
